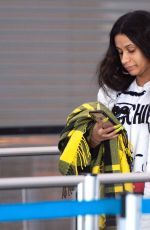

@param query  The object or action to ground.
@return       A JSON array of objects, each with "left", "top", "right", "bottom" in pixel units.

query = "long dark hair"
[{"left": 97, "top": 10, "right": 150, "bottom": 91}]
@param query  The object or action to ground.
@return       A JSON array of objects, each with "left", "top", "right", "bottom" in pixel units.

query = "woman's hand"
[{"left": 90, "top": 120, "right": 122, "bottom": 148}]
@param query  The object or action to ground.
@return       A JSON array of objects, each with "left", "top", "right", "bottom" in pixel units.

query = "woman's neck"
[{"left": 136, "top": 68, "right": 150, "bottom": 86}]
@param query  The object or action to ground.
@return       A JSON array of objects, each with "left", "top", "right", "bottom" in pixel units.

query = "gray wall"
[{"left": 0, "top": 0, "right": 150, "bottom": 127}]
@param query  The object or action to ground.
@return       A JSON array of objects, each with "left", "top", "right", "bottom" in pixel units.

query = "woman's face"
[{"left": 115, "top": 34, "right": 150, "bottom": 86}]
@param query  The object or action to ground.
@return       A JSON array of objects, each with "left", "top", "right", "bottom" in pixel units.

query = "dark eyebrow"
[
  {"left": 125, "top": 44, "right": 136, "bottom": 48},
  {"left": 116, "top": 44, "right": 136, "bottom": 51}
]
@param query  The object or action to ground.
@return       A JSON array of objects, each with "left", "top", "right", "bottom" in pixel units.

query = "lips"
[{"left": 125, "top": 66, "right": 135, "bottom": 72}]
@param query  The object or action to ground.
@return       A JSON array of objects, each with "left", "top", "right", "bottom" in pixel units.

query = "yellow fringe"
[
  {"left": 92, "top": 165, "right": 100, "bottom": 174},
  {"left": 99, "top": 215, "right": 106, "bottom": 229},
  {"left": 60, "top": 130, "right": 91, "bottom": 175},
  {"left": 118, "top": 135, "right": 133, "bottom": 192}
]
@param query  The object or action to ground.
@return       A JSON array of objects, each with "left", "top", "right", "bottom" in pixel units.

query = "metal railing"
[
  {"left": 0, "top": 146, "right": 149, "bottom": 230},
  {"left": 0, "top": 173, "right": 149, "bottom": 189},
  {"left": 0, "top": 146, "right": 59, "bottom": 156},
  {"left": 0, "top": 173, "right": 149, "bottom": 230}
]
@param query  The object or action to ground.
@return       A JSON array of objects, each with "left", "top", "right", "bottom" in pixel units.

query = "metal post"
[
  {"left": 22, "top": 189, "right": 28, "bottom": 230},
  {"left": 125, "top": 194, "right": 142, "bottom": 230},
  {"left": 117, "top": 194, "right": 126, "bottom": 230},
  {"left": 118, "top": 194, "right": 142, "bottom": 230},
  {"left": 83, "top": 174, "right": 99, "bottom": 230},
  {"left": 77, "top": 182, "right": 84, "bottom": 230},
  {"left": 94, "top": 175, "right": 99, "bottom": 230}
]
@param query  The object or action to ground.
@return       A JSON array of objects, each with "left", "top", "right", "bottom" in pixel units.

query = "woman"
[
  {"left": 59, "top": 10, "right": 150, "bottom": 229},
  {"left": 91, "top": 10, "right": 150, "bottom": 229},
  {"left": 92, "top": 10, "right": 150, "bottom": 190}
]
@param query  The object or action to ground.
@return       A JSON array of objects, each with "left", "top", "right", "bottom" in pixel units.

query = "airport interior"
[{"left": 0, "top": 1, "right": 149, "bottom": 229}]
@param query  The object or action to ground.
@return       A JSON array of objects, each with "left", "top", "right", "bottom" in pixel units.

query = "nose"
[{"left": 121, "top": 52, "right": 130, "bottom": 65}]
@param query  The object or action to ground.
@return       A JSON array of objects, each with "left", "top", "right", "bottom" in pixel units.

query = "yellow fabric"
[
  {"left": 59, "top": 129, "right": 91, "bottom": 175},
  {"left": 82, "top": 103, "right": 95, "bottom": 110},
  {"left": 118, "top": 134, "right": 133, "bottom": 192},
  {"left": 99, "top": 215, "right": 106, "bottom": 230},
  {"left": 114, "top": 186, "right": 123, "bottom": 193},
  {"left": 92, "top": 165, "right": 101, "bottom": 174},
  {"left": 58, "top": 101, "right": 134, "bottom": 230}
]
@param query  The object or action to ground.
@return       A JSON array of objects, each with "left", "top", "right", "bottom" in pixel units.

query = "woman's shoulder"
[
  {"left": 127, "top": 79, "right": 150, "bottom": 92},
  {"left": 97, "top": 86, "right": 117, "bottom": 110}
]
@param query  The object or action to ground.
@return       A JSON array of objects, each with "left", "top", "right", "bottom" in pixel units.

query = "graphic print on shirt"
[
  {"left": 112, "top": 102, "right": 150, "bottom": 173},
  {"left": 112, "top": 102, "right": 150, "bottom": 127},
  {"left": 112, "top": 89, "right": 150, "bottom": 174},
  {"left": 117, "top": 90, "right": 146, "bottom": 97}
]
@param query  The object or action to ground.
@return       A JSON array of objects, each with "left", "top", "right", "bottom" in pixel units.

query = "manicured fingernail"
[
  {"left": 114, "top": 126, "right": 124, "bottom": 133},
  {"left": 102, "top": 117, "right": 109, "bottom": 122},
  {"left": 114, "top": 124, "right": 121, "bottom": 129}
]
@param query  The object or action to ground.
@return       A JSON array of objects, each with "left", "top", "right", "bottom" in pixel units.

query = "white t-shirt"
[
  {"left": 98, "top": 79, "right": 150, "bottom": 229},
  {"left": 97, "top": 79, "right": 150, "bottom": 175}
]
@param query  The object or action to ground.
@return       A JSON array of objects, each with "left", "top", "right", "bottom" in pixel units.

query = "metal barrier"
[
  {"left": 0, "top": 173, "right": 149, "bottom": 230},
  {"left": 0, "top": 147, "right": 150, "bottom": 229},
  {"left": 0, "top": 145, "right": 60, "bottom": 230},
  {"left": 0, "top": 172, "right": 149, "bottom": 189},
  {"left": 0, "top": 146, "right": 59, "bottom": 156}
]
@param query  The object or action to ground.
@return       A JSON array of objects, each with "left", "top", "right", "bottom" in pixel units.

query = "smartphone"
[{"left": 89, "top": 110, "right": 115, "bottom": 128}]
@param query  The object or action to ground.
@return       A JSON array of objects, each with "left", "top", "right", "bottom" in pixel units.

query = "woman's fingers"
[
  {"left": 98, "top": 127, "right": 118, "bottom": 139},
  {"left": 99, "top": 125, "right": 115, "bottom": 133},
  {"left": 90, "top": 121, "right": 123, "bottom": 147},
  {"left": 101, "top": 130, "right": 119, "bottom": 139}
]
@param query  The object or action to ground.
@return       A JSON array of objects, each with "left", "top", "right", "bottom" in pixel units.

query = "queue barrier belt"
[
  {"left": 0, "top": 199, "right": 121, "bottom": 222},
  {"left": 0, "top": 198, "right": 149, "bottom": 222}
]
